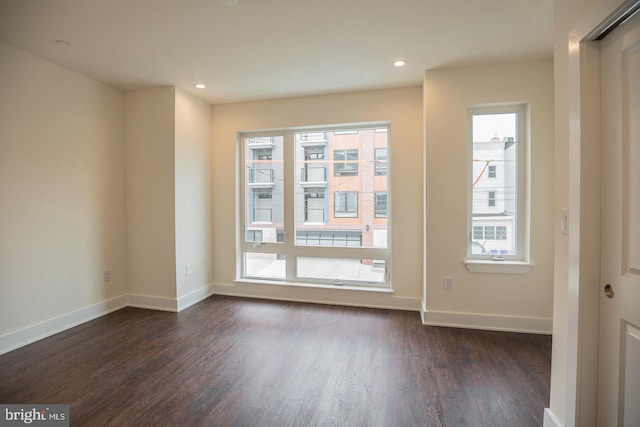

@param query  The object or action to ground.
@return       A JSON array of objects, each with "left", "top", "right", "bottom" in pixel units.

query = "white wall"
[
  {"left": 125, "top": 87, "right": 177, "bottom": 301},
  {"left": 548, "top": 1, "right": 626, "bottom": 426},
  {"left": 175, "top": 89, "right": 214, "bottom": 302},
  {"left": 211, "top": 87, "right": 423, "bottom": 309},
  {"left": 423, "top": 61, "right": 555, "bottom": 332},
  {"left": 0, "top": 42, "right": 127, "bottom": 339},
  {"left": 0, "top": 45, "right": 212, "bottom": 352},
  {"left": 125, "top": 87, "right": 214, "bottom": 310}
]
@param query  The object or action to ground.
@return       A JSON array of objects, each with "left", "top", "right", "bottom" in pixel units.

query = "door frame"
[{"left": 566, "top": 1, "right": 640, "bottom": 425}]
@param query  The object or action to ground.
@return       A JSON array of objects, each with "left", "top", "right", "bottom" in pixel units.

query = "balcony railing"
[
  {"left": 304, "top": 208, "right": 325, "bottom": 223},
  {"left": 248, "top": 137, "right": 275, "bottom": 149},
  {"left": 249, "top": 168, "right": 275, "bottom": 187},
  {"left": 253, "top": 208, "right": 272, "bottom": 223},
  {"left": 298, "top": 133, "right": 327, "bottom": 147},
  {"left": 300, "top": 167, "right": 327, "bottom": 185}
]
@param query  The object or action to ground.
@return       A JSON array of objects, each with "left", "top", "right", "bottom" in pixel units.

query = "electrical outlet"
[
  {"left": 103, "top": 270, "right": 112, "bottom": 283},
  {"left": 443, "top": 277, "right": 453, "bottom": 290}
]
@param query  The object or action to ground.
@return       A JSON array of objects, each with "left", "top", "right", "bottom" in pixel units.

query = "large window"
[
  {"left": 240, "top": 124, "right": 390, "bottom": 287},
  {"left": 468, "top": 104, "right": 527, "bottom": 260}
]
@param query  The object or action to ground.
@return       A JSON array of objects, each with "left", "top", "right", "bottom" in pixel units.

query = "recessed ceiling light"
[
  {"left": 194, "top": 83, "right": 206, "bottom": 89},
  {"left": 55, "top": 39, "right": 71, "bottom": 47},
  {"left": 393, "top": 59, "right": 406, "bottom": 67},
  {"left": 219, "top": 0, "right": 238, "bottom": 5}
]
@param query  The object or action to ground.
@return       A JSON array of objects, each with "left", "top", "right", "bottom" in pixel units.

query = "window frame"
[
  {"left": 467, "top": 103, "right": 528, "bottom": 262},
  {"left": 334, "top": 191, "right": 359, "bottom": 218},
  {"left": 375, "top": 191, "right": 388, "bottom": 218},
  {"left": 488, "top": 191, "right": 496, "bottom": 207},
  {"left": 238, "top": 123, "right": 391, "bottom": 288}
]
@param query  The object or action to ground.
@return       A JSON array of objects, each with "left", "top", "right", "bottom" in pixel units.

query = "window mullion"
[{"left": 283, "top": 131, "right": 297, "bottom": 281}]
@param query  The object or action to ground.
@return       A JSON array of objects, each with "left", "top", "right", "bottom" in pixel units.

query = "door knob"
[{"left": 604, "top": 284, "right": 615, "bottom": 299}]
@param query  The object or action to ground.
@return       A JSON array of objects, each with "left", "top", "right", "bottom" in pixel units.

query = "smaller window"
[
  {"left": 255, "top": 149, "right": 272, "bottom": 161},
  {"left": 473, "top": 226, "right": 484, "bottom": 240},
  {"left": 334, "top": 149, "right": 358, "bottom": 176},
  {"left": 375, "top": 192, "right": 387, "bottom": 218},
  {"left": 375, "top": 148, "right": 387, "bottom": 176},
  {"left": 305, "top": 146, "right": 325, "bottom": 160},
  {"left": 246, "top": 230, "right": 263, "bottom": 243},
  {"left": 334, "top": 191, "right": 358, "bottom": 218},
  {"left": 488, "top": 165, "right": 497, "bottom": 178},
  {"left": 488, "top": 191, "right": 496, "bottom": 207}
]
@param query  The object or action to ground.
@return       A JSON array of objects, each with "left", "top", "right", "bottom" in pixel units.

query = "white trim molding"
[
  {"left": 464, "top": 259, "right": 533, "bottom": 274},
  {"left": 216, "top": 281, "right": 421, "bottom": 312},
  {"left": 177, "top": 284, "right": 216, "bottom": 311},
  {"left": 421, "top": 304, "right": 552, "bottom": 334},
  {"left": 543, "top": 408, "right": 562, "bottom": 427},
  {"left": 127, "top": 294, "right": 178, "bottom": 312},
  {"left": 0, "top": 284, "right": 218, "bottom": 355},
  {"left": 0, "top": 295, "right": 128, "bottom": 356}
]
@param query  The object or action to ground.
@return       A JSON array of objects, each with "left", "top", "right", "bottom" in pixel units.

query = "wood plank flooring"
[{"left": 0, "top": 296, "right": 551, "bottom": 426}]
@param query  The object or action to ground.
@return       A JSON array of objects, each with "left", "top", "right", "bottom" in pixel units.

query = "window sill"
[
  {"left": 234, "top": 278, "right": 393, "bottom": 293},
  {"left": 463, "top": 259, "right": 532, "bottom": 274}
]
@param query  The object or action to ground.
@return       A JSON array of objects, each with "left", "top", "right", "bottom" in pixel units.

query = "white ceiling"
[{"left": 0, "top": 0, "right": 553, "bottom": 105}]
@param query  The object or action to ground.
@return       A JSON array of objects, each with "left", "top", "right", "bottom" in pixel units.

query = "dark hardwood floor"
[{"left": 0, "top": 296, "right": 551, "bottom": 426}]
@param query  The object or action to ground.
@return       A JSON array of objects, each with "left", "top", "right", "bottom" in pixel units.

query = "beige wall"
[
  {"left": 211, "top": 87, "right": 424, "bottom": 309},
  {"left": 175, "top": 89, "right": 213, "bottom": 299},
  {"left": 125, "top": 87, "right": 177, "bottom": 299},
  {"left": 423, "top": 61, "right": 555, "bottom": 328},
  {"left": 0, "top": 47, "right": 215, "bottom": 351},
  {"left": 125, "top": 87, "right": 214, "bottom": 305},
  {"left": 0, "top": 42, "right": 127, "bottom": 334}
]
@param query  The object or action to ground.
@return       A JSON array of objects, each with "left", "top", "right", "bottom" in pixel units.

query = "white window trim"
[
  {"left": 238, "top": 123, "right": 391, "bottom": 288},
  {"left": 463, "top": 259, "right": 532, "bottom": 274},
  {"left": 466, "top": 103, "right": 530, "bottom": 267}
]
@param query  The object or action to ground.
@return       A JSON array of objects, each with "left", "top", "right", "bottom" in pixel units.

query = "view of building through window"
[
  {"left": 470, "top": 107, "right": 524, "bottom": 259},
  {"left": 241, "top": 125, "right": 389, "bottom": 286}
]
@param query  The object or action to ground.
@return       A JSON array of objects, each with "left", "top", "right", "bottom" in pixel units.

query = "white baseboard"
[
  {"left": 127, "top": 293, "right": 178, "bottom": 312},
  {"left": 543, "top": 408, "right": 562, "bottom": 427},
  {"left": 0, "top": 295, "right": 128, "bottom": 355},
  {"left": 214, "top": 281, "right": 421, "bottom": 312},
  {"left": 0, "top": 284, "right": 220, "bottom": 355},
  {"left": 177, "top": 284, "right": 216, "bottom": 311},
  {"left": 421, "top": 304, "right": 552, "bottom": 334}
]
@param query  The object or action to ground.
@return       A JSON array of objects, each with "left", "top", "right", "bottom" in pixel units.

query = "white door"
[{"left": 598, "top": 10, "right": 640, "bottom": 427}]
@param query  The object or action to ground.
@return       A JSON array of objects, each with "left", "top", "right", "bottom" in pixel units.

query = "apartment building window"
[
  {"left": 468, "top": 104, "right": 528, "bottom": 261},
  {"left": 375, "top": 192, "right": 387, "bottom": 218},
  {"left": 473, "top": 226, "right": 507, "bottom": 240},
  {"left": 239, "top": 124, "right": 390, "bottom": 287},
  {"left": 375, "top": 148, "right": 387, "bottom": 176},
  {"left": 488, "top": 191, "right": 496, "bottom": 207},
  {"left": 246, "top": 230, "right": 263, "bottom": 242},
  {"left": 334, "top": 192, "right": 358, "bottom": 218},
  {"left": 334, "top": 149, "right": 358, "bottom": 176},
  {"left": 304, "top": 188, "right": 325, "bottom": 223}
]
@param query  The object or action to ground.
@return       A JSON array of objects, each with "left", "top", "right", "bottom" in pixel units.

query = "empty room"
[{"left": 1, "top": 0, "right": 639, "bottom": 426}]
